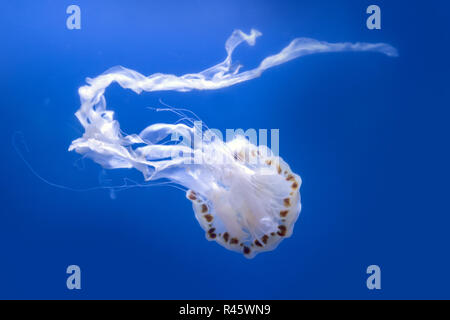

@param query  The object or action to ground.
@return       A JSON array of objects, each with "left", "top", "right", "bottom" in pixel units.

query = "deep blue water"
[{"left": 1, "top": 0, "right": 449, "bottom": 299}]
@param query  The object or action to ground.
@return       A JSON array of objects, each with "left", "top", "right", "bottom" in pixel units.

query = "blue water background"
[{"left": 0, "top": 0, "right": 449, "bottom": 299}]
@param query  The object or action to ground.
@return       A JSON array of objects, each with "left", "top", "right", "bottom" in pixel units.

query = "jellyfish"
[{"left": 69, "top": 29, "right": 397, "bottom": 258}]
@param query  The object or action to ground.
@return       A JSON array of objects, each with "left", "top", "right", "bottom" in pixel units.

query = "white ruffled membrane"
[{"left": 69, "top": 29, "right": 397, "bottom": 258}]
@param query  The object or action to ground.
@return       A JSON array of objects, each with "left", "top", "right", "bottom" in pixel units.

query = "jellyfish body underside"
[{"left": 182, "top": 137, "right": 302, "bottom": 259}]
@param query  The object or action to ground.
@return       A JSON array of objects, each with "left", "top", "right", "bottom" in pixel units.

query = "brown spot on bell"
[
  {"left": 254, "top": 240, "right": 263, "bottom": 247},
  {"left": 280, "top": 210, "right": 289, "bottom": 218},
  {"left": 283, "top": 198, "right": 291, "bottom": 207},
  {"left": 277, "top": 225, "right": 287, "bottom": 237},
  {"left": 188, "top": 191, "right": 197, "bottom": 201}
]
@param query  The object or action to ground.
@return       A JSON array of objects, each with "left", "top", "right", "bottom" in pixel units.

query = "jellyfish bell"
[
  {"left": 126, "top": 123, "right": 303, "bottom": 258},
  {"left": 185, "top": 135, "right": 302, "bottom": 258}
]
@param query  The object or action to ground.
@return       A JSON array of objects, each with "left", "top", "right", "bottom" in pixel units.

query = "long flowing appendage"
[{"left": 69, "top": 29, "right": 397, "bottom": 177}]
